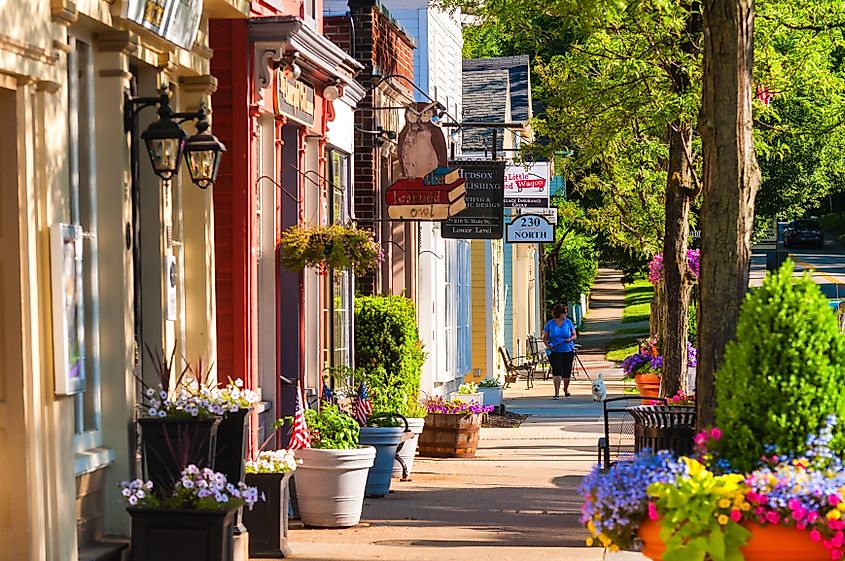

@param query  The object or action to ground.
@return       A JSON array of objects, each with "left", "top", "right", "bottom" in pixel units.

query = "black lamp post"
[{"left": 126, "top": 87, "right": 226, "bottom": 188}]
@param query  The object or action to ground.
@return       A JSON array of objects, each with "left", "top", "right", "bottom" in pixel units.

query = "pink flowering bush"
[{"left": 647, "top": 249, "right": 701, "bottom": 286}]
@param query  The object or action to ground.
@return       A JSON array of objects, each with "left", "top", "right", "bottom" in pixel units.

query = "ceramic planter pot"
[
  {"left": 640, "top": 518, "right": 830, "bottom": 561},
  {"left": 417, "top": 413, "right": 482, "bottom": 458},
  {"left": 358, "top": 427, "right": 404, "bottom": 497},
  {"left": 138, "top": 417, "right": 220, "bottom": 494},
  {"left": 393, "top": 417, "right": 425, "bottom": 479},
  {"left": 127, "top": 507, "right": 236, "bottom": 561},
  {"left": 478, "top": 386, "right": 503, "bottom": 408},
  {"left": 293, "top": 446, "right": 376, "bottom": 527},
  {"left": 243, "top": 472, "right": 292, "bottom": 558},
  {"left": 634, "top": 373, "right": 661, "bottom": 398}
]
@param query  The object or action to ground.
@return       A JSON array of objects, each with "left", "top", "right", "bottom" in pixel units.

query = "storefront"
[
  {"left": 0, "top": 0, "right": 248, "bottom": 558},
  {"left": 210, "top": 15, "right": 363, "bottom": 445}
]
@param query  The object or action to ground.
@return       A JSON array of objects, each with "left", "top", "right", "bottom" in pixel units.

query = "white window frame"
[{"left": 68, "top": 34, "right": 111, "bottom": 475}]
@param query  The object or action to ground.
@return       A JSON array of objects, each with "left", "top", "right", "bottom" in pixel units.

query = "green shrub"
[
  {"left": 714, "top": 260, "right": 845, "bottom": 472},
  {"left": 688, "top": 299, "right": 697, "bottom": 342},
  {"left": 300, "top": 403, "right": 359, "bottom": 449},
  {"left": 545, "top": 235, "right": 598, "bottom": 314},
  {"left": 355, "top": 296, "right": 426, "bottom": 417}
]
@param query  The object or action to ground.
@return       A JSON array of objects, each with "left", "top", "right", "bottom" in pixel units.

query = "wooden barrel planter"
[
  {"left": 417, "top": 413, "right": 482, "bottom": 458},
  {"left": 634, "top": 373, "right": 661, "bottom": 398}
]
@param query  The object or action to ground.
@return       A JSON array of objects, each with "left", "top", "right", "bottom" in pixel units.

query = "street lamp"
[
  {"left": 126, "top": 87, "right": 226, "bottom": 188},
  {"left": 183, "top": 105, "right": 226, "bottom": 189}
]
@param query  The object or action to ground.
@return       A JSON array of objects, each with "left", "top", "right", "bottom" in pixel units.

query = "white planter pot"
[
  {"left": 392, "top": 417, "right": 426, "bottom": 479},
  {"left": 293, "top": 446, "right": 376, "bottom": 527},
  {"left": 449, "top": 392, "right": 484, "bottom": 406},
  {"left": 478, "top": 386, "right": 503, "bottom": 408}
]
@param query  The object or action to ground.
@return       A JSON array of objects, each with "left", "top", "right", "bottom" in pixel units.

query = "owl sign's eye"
[
  {"left": 406, "top": 113, "right": 418, "bottom": 124},
  {"left": 420, "top": 110, "right": 432, "bottom": 122}
]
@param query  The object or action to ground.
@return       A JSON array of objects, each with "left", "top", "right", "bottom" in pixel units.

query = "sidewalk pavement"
[{"left": 282, "top": 270, "right": 645, "bottom": 560}]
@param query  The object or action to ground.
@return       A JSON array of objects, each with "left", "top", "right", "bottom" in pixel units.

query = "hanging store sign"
[
  {"left": 441, "top": 160, "right": 506, "bottom": 239},
  {"left": 514, "top": 207, "right": 558, "bottom": 224},
  {"left": 506, "top": 214, "right": 555, "bottom": 243},
  {"left": 387, "top": 102, "right": 465, "bottom": 220},
  {"left": 274, "top": 73, "right": 316, "bottom": 127},
  {"left": 504, "top": 162, "right": 550, "bottom": 208},
  {"left": 125, "top": 0, "right": 204, "bottom": 50}
]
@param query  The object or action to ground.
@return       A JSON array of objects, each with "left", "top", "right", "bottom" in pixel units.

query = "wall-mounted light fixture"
[
  {"left": 125, "top": 87, "right": 226, "bottom": 188},
  {"left": 322, "top": 78, "right": 342, "bottom": 101}
]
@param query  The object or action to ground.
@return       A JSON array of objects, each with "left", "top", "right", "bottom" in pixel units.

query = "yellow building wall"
[{"left": 469, "top": 240, "right": 488, "bottom": 380}]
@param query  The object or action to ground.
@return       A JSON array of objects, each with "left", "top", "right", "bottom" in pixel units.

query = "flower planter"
[
  {"left": 214, "top": 408, "right": 250, "bottom": 487},
  {"left": 393, "top": 417, "right": 425, "bottom": 479},
  {"left": 293, "top": 446, "right": 376, "bottom": 527},
  {"left": 478, "top": 386, "right": 503, "bottom": 409},
  {"left": 417, "top": 413, "right": 482, "bottom": 458},
  {"left": 127, "top": 507, "right": 237, "bottom": 561},
  {"left": 634, "top": 373, "right": 661, "bottom": 398},
  {"left": 450, "top": 392, "right": 484, "bottom": 405},
  {"left": 242, "top": 472, "right": 292, "bottom": 559},
  {"left": 358, "top": 427, "right": 404, "bottom": 497},
  {"left": 639, "top": 518, "right": 830, "bottom": 561},
  {"left": 138, "top": 417, "right": 220, "bottom": 494}
]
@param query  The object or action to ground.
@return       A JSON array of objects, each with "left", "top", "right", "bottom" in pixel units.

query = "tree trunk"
[
  {"left": 697, "top": 0, "right": 760, "bottom": 429},
  {"left": 661, "top": 123, "right": 694, "bottom": 399}
]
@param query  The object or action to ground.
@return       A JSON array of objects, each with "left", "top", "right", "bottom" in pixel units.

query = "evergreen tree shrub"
[
  {"left": 354, "top": 296, "right": 426, "bottom": 416},
  {"left": 714, "top": 260, "right": 845, "bottom": 473}
]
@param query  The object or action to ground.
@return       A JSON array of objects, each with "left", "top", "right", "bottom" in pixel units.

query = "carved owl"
[{"left": 397, "top": 102, "right": 448, "bottom": 179}]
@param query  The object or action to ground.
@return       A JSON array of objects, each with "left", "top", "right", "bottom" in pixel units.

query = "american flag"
[
  {"left": 287, "top": 382, "right": 311, "bottom": 449},
  {"left": 322, "top": 383, "right": 334, "bottom": 404},
  {"left": 353, "top": 382, "right": 373, "bottom": 426},
  {"left": 756, "top": 85, "right": 774, "bottom": 107}
]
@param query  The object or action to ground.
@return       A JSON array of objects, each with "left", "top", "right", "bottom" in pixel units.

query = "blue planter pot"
[{"left": 358, "top": 427, "right": 404, "bottom": 497}]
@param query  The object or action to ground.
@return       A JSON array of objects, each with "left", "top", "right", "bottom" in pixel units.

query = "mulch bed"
[{"left": 483, "top": 410, "right": 529, "bottom": 428}]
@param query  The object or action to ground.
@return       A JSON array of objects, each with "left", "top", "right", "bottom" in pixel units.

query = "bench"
[{"left": 498, "top": 346, "right": 536, "bottom": 389}]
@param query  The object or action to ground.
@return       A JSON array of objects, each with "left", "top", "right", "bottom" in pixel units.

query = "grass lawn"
[{"left": 605, "top": 278, "right": 654, "bottom": 362}]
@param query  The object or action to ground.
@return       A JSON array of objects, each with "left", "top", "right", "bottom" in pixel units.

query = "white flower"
[
  {"left": 235, "top": 378, "right": 244, "bottom": 388},
  {"left": 157, "top": 410, "right": 166, "bottom": 418},
  {"left": 181, "top": 477, "right": 195, "bottom": 489},
  {"left": 128, "top": 495, "right": 137, "bottom": 506},
  {"left": 148, "top": 408, "right": 157, "bottom": 416},
  {"left": 159, "top": 390, "right": 168, "bottom": 400},
  {"left": 122, "top": 488, "right": 131, "bottom": 497},
  {"left": 145, "top": 388, "right": 155, "bottom": 397}
]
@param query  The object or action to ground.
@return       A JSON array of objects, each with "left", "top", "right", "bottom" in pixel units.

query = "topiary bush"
[
  {"left": 713, "top": 260, "right": 845, "bottom": 473},
  {"left": 354, "top": 296, "right": 426, "bottom": 417}
]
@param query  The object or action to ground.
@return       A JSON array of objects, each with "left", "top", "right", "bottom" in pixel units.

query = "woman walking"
[{"left": 543, "top": 303, "right": 577, "bottom": 399}]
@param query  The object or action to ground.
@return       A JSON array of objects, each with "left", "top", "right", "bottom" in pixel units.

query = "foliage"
[
  {"left": 478, "top": 377, "right": 502, "bottom": 388},
  {"left": 647, "top": 250, "right": 701, "bottom": 286},
  {"left": 621, "top": 339, "right": 697, "bottom": 379},
  {"left": 354, "top": 296, "right": 426, "bottom": 417},
  {"left": 423, "top": 395, "right": 493, "bottom": 416},
  {"left": 303, "top": 402, "right": 360, "bottom": 450},
  {"left": 544, "top": 234, "right": 598, "bottom": 312},
  {"left": 278, "top": 224, "right": 383, "bottom": 273},
  {"left": 580, "top": 450, "right": 689, "bottom": 550},
  {"left": 648, "top": 458, "right": 752, "bottom": 561},
  {"left": 458, "top": 382, "right": 478, "bottom": 394},
  {"left": 119, "top": 465, "right": 260, "bottom": 511},
  {"left": 688, "top": 298, "right": 698, "bottom": 343},
  {"left": 714, "top": 261, "right": 845, "bottom": 473},
  {"left": 245, "top": 450, "right": 299, "bottom": 474}
]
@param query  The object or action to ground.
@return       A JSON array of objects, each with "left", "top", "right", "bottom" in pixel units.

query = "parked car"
[{"left": 783, "top": 219, "right": 824, "bottom": 249}]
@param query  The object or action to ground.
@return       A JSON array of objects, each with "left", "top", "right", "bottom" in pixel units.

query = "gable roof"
[
  {"left": 461, "top": 68, "right": 510, "bottom": 153},
  {"left": 462, "top": 55, "right": 531, "bottom": 121}
]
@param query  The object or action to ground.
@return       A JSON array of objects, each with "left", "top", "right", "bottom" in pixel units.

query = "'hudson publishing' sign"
[{"left": 441, "top": 160, "right": 505, "bottom": 239}]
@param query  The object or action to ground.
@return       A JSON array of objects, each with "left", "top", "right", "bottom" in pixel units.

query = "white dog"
[{"left": 592, "top": 374, "right": 607, "bottom": 402}]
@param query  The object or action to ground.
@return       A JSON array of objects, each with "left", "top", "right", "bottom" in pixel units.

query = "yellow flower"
[
  {"left": 586, "top": 537, "right": 594, "bottom": 547},
  {"left": 838, "top": 502, "right": 845, "bottom": 513},
  {"left": 598, "top": 533, "right": 612, "bottom": 547},
  {"left": 717, "top": 514, "right": 729, "bottom": 525},
  {"left": 608, "top": 545, "right": 620, "bottom": 552},
  {"left": 718, "top": 498, "right": 731, "bottom": 509},
  {"left": 741, "top": 503, "right": 751, "bottom": 511},
  {"left": 828, "top": 509, "right": 842, "bottom": 520}
]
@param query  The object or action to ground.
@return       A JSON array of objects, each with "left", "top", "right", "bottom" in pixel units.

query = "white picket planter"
[
  {"left": 293, "top": 446, "right": 376, "bottom": 527},
  {"left": 392, "top": 417, "right": 426, "bottom": 478}
]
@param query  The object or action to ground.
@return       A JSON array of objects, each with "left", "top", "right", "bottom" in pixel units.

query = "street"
[{"left": 750, "top": 234, "right": 845, "bottom": 299}]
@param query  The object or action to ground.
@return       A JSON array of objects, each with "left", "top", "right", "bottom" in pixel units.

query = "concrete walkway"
[{"left": 282, "top": 270, "right": 644, "bottom": 560}]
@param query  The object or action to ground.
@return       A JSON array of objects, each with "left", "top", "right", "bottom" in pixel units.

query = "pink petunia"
[
  {"left": 710, "top": 428, "right": 722, "bottom": 440},
  {"left": 809, "top": 512, "right": 821, "bottom": 523},
  {"left": 812, "top": 529, "right": 823, "bottom": 542},
  {"left": 833, "top": 549, "right": 844, "bottom": 560},
  {"left": 765, "top": 511, "right": 781, "bottom": 524},
  {"left": 730, "top": 509, "right": 742, "bottom": 522},
  {"left": 831, "top": 495, "right": 842, "bottom": 507},
  {"left": 648, "top": 502, "right": 659, "bottom": 521}
]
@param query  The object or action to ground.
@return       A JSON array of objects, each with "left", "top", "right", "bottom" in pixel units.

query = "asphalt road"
[{"left": 750, "top": 234, "right": 845, "bottom": 299}]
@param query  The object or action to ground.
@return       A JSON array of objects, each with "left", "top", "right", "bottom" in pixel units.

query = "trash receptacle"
[{"left": 627, "top": 405, "right": 696, "bottom": 457}]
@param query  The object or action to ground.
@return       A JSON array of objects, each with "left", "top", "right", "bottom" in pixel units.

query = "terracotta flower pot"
[
  {"left": 640, "top": 518, "right": 830, "bottom": 561},
  {"left": 634, "top": 373, "right": 661, "bottom": 398}
]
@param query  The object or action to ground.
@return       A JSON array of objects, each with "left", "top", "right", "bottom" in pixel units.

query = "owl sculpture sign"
[{"left": 385, "top": 102, "right": 466, "bottom": 220}]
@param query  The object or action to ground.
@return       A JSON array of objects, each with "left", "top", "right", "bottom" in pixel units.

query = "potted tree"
[
  {"left": 120, "top": 465, "right": 260, "bottom": 561},
  {"left": 242, "top": 449, "right": 299, "bottom": 559},
  {"left": 294, "top": 402, "right": 376, "bottom": 527}
]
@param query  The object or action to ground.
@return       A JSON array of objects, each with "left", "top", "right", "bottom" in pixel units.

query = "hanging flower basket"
[{"left": 279, "top": 224, "right": 384, "bottom": 273}]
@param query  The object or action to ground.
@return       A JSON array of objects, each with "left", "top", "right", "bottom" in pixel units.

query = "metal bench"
[
  {"left": 526, "top": 335, "right": 550, "bottom": 379},
  {"left": 498, "top": 346, "right": 536, "bottom": 389}
]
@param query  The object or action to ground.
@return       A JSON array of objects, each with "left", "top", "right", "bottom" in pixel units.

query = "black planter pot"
[
  {"left": 127, "top": 507, "right": 236, "bottom": 561},
  {"left": 138, "top": 417, "right": 220, "bottom": 494},
  {"left": 243, "top": 472, "right": 293, "bottom": 558},
  {"left": 214, "top": 408, "right": 250, "bottom": 486}
]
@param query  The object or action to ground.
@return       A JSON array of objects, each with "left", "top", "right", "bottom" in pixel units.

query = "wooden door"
[{"left": 0, "top": 86, "right": 31, "bottom": 559}]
